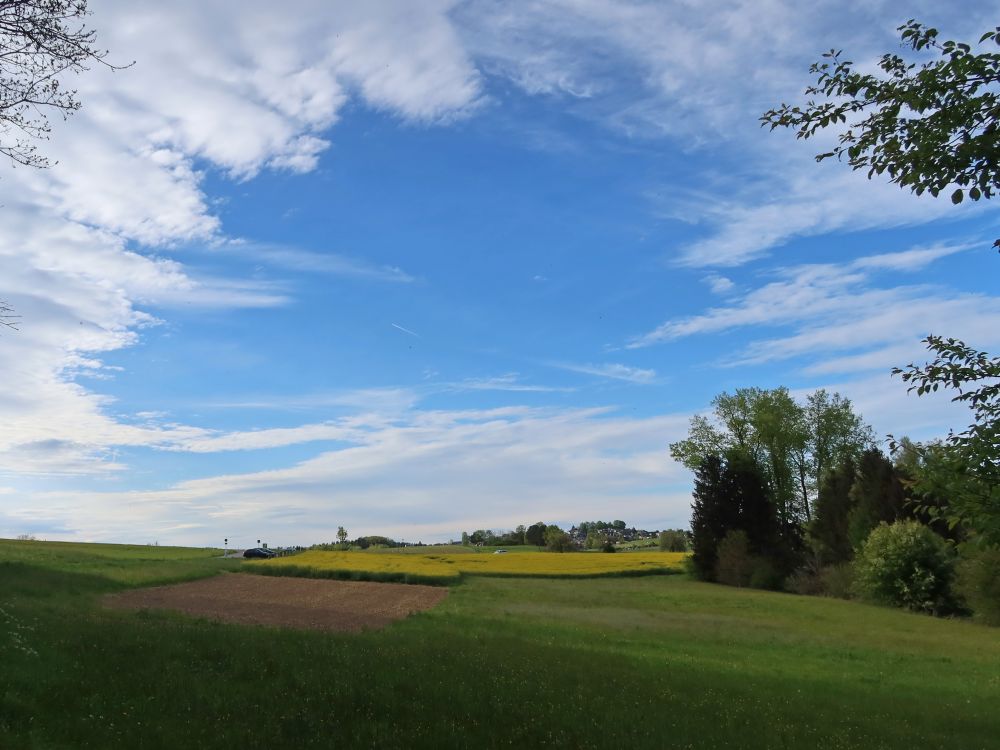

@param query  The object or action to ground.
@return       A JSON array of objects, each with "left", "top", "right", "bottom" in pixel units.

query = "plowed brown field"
[{"left": 103, "top": 573, "right": 448, "bottom": 632}]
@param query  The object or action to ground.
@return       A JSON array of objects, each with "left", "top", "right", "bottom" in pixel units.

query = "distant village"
[
  {"left": 303, "top": 520, "right": 688, "bottom": 553},
  {"left": 453, "top": 520, "right": 686, "bottom": 551}
]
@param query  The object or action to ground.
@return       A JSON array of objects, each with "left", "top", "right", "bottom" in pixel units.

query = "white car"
[{"left": 493, "top": 549, "right": 507, "bottom": 554}]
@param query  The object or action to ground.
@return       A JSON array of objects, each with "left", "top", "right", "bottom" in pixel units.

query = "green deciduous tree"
[
  {"left": 955, "top": 547, "right": 1000, "bottom": 625},
  {"left": 671, "top": 387, "right": 873, "bottom": 523},
  {"left": 762, "top": 19, "right": 1000, "bottom": 550},
  {"left": 892, "top": 336, "right": 1000, "bottom": 545},
  {"left": 854, "top": 520, "right": 957, "bottom": 614},
  {"left": 543, "top": 525, "right": 574, "bottom": 553},
  {"left": 525, "top": 522, "right": 546, "bottom": 547},
  {"left": 658, "top": 529, "right": 688, "bottom": 552},
  {"left": 795, "top": 390, "right": 876, "bottom": 518},
  {"left": 761, "top": 20, "right": 1000, "bottom": 222}
]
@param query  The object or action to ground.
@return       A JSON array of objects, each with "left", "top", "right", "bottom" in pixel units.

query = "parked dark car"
[{"left": 243, "top": 547, "right": 275, "bottom": 559}]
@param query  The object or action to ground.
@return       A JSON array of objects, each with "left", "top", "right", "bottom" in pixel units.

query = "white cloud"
[
  {"left": 450, "top": 373, "right": 574, "bottom": 393},
  {"left": 851, "top": 242, "right": 972, "bottom": 272},
  {"left": 2, "top": 407, "right": 693, "bottom": 545},
  {"left": 0, "top": 0, "right": 994, "bottom": 540},
  {"left": 702, "top": 274, "right": 735, "bottom": 294},
  {"left": 0, "top": 0, "right": 487, "bottom": 480},
  {"left": 201, "top": 388, "right": 421, "bottom": 413},
  {"left": 670, "top": 164, "right": 985, "bottom": 268},
  {"left": 454, "top": 0, "right": 995, "bottom": 266},
  {"left": 629, "top": 243, "right": 1000, "bottom": 378},
  {"left": 221, "top": 242, "right": 416, "bottom": 283},
  {"left": 555, "top": 362, "right": 657, "bottom": 384}
]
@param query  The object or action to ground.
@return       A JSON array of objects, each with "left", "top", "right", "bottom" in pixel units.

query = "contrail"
[{"left": 391, "top": 322, "right": 420, "bottom": 338}]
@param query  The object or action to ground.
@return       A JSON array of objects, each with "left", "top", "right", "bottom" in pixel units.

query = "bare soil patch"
[{"left": 103, "top": 573, "right": 449, "bottom": 632}]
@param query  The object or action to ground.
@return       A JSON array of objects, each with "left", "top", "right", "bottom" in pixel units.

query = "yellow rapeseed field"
[{"left": 250, "top": 550, "right": 686, "bottom": 583}]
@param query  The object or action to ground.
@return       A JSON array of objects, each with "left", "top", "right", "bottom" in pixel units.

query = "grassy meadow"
[
  {"left": 0, "top": 538, "right": 232, "bottom": 587},
  {"left": 2, "top": 538, "right": 999, "bottom": 748},
  {"left": 247, "top": 548, "right": 687, "bottom": 584}
]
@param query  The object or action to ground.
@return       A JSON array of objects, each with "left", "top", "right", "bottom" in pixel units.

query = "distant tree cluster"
[
  {"left": 457, "top": 519, "right": 671, "bottom": 553},
  {"left": 672, "top": 380, "right": 987, "bottom": 612},
  {"left": 310, "top": 532, "right": 422, "bottom": 551},
  {"left": 543, "top": 525, "right": 575, "bottom": 553},
  {"left": 658, "top": 529, "right": 689, "bottom": 552},
  {"left": 676, "top": 376, "right": 998, "bottom": 620},
  {"left": 460, "top": 525, "right": 534, "bottom": 548}
]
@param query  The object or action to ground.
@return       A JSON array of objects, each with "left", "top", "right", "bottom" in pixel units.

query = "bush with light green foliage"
[
  {"left": 956, "top": 547, "right": 1000, "bottom": 625},
  {"left": 853, "top": 520, "right": 956, "bottom": 614}
]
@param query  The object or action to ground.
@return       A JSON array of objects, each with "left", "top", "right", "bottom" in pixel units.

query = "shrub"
[
  {"left": 784, "top": 562, "right": 854, "bottom": 598},
  {"left": 658, "top": 529, "right": 688, "bottom": 552},
  {"left": 785, "top": 567, "right": 823, "bottom": 596},
  {"left": 853, "top": 520, "right": 956, "bottom": 614},
  {"left": 748, "top": 558, "right": 784, "bottom": 590},
  {"left": 716, "top": 530, "right": 753, "bottom": 587},
  {"left": 819, "top": 563, "right": 855, "bottom": 600},
  {"left": 682, "top": 554, "right": 699, "bottom": 578},
  {"left": 956, "top": 547, "right": 1000, "bottom": 625}
]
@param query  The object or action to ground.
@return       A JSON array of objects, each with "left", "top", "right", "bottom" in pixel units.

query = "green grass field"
[{"left": 2, "top": 538, "right": 998, "bottom": 748}]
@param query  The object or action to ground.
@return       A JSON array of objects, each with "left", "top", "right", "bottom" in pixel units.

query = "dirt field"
[{"left": 103, "top": 573, "right": 449, "bottom": 632}]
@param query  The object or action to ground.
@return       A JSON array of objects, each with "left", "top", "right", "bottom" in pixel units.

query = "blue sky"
[{"left": 0, "top": 0, "right": 997, "bottom": 546}]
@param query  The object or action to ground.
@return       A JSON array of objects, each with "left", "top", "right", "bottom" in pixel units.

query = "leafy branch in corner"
[
  {"left": 761, "top": 19, "right": 1000, "bottom": 250},
  {"left": 891, "top": 336, "right": 1000, "bottom": 545}
]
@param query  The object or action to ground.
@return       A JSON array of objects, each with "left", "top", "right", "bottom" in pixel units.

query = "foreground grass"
[
  {"left": 248, "top": 549, "right": 686, "bottom": 584},
  {"left": 1, "top": 540, "right": 998, "bottom": 748}
]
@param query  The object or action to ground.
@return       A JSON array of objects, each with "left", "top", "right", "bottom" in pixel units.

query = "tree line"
[
  {"left": 458, "top": 523, "right": 596, "bottom": 552},
  {"left": 732, "top": 18, "right": 1000, "bottom": 623},
  {"left": 674, "top": 377, "right": 998, "bottom": 622}
]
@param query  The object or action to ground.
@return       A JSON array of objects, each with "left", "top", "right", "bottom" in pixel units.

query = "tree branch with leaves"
[
  {"left": 761, "top": 19, "right": 1000, "bottom": 246},
  {"left": 891, "top": 336, "right": 1000, "bottom": 545}
]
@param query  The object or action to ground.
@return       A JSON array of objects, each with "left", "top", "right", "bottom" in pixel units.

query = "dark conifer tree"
[
  {"left": 724, "top": 453, "right": 778, "bottom": 557},
  {"left": 847, "top": 449, "right": 907, "bottom": 549},
  {"left": 690, "top": 454, "right": 729, "bottom": 580},
  {"left": 810, "top": 456, "right": 857, "bottom": 564},
  {"left": 690, "top": 452, "right": 794, "bottom": 581}
]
